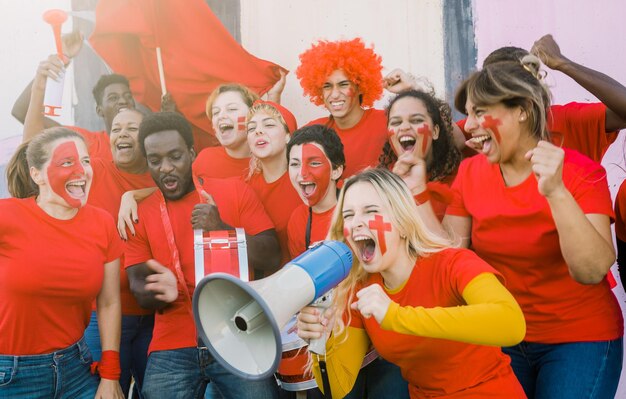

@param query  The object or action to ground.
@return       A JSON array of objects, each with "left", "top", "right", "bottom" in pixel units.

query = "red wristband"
[
  {"left": 413, "top": 188, "right": 431, "bottom": 205},
  {"left": 98, "top": 350, "right": 121, "bottom": 380}
]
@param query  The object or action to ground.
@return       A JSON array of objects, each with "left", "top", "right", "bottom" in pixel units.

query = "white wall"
[{"left": 0, "top": 0, "right": 74, "bottom": 141}]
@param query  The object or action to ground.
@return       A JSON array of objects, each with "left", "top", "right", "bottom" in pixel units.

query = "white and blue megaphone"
[{"left": 192, "top": 240, "right": 352, "bottom": 380}]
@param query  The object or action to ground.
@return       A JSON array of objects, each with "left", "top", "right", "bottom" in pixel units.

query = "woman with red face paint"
[
  {"left": 296, "top": 168, "right": 526, "bottom": 398},
  {"left": 22, "top": 63, "right": 156, "bottom": 396},
  {"left": 380, "top": 89, "right": 461, "bottom": 220},
  {"left": 245, "top": 101, "right": 301, "bottom": 271},
  {"left": 2, "top": 128, "right": 123, "bottom": 399},
  {"left": 287, "top": 125, "right": 409, "bottom": 399},
  {"left": 193, "top": 76, "right": 287, "bottom": 181},
  {"left": 286, "top": 125, "right": 346, "bottom": 259},
  {"left": 193, "top": 84, "right": 259, "bottom": 180},
  {"left": 397, "top": 58, "right": 623, "bottom": 399}
]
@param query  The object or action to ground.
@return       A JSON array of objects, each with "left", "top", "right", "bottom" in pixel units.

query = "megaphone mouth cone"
[
  {"left": 43, "top": 9, "right": 68, "bottom": 25},
  {"left": 193, "top": 273, "right": 281, "bottom": 381}
]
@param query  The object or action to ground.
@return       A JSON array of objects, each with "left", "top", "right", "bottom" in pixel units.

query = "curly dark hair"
[{"left": 378, "top": 89, "right": 460, "bottom": 182}]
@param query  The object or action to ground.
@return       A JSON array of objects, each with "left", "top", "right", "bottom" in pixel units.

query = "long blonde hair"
[{"left": 328, "top": 168, "right": 453, "bottom": 339}]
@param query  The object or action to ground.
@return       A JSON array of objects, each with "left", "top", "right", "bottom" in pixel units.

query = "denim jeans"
[
  {"left": 503, "top": 338, "right": 623, "bottom": 399},
  {"left": 0, "top": 337, "right": 98, "bottom": 399},
  {"left": 84, "top": 311, "right": 154, "bottom": 398},
  {"left": 343, "top": 357, "right": 409, "bottom": 399},
  {"left": 142, "top": 347, "right": 279, "bottom": 399}
]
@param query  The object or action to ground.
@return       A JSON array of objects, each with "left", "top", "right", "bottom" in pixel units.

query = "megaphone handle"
[
  {"left": 308, "top": 331, "right": 328, "bottom": 355},
  {"left": 308, "top": 291, "right": 332, "bottom": 355}
]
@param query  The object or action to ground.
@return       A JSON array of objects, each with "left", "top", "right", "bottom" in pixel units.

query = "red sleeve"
[
  {"left": 445, "top": 160, "right": 470, "bottom": 217},
  {"left": 615, "top": 181, "right": 626, "bottom": 241},
  {"left": 550, "top": 103, "right": 614, "bottom": 162},
  {"left": 563, "top": 150, "right": 615, "bottom": 220},
  {"left": 235, "top": 182, "right": 274, "bottom": 235},
  {"left": 123, "top": 210, "right": 152, "bottom": 268},
  {"left": 103, "top": 210, "right": 124, "bottom": 263},
  {"left": 444, "top": 249, "right": 504, "bottom": 295}
]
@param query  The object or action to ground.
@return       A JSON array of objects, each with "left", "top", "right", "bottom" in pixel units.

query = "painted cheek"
[
  {"left": 343, "top": 226, "right": 350, "bottom": 239},
  {"left": 302, "top": 144, "right": 331, "bottom": 206},
  {"left": 481, "top": 115, "right": 503, "bottom": 144},
  {"left": 345, "top": 87, "right": 354, "bottom": 98},
  {"left": 237, "top": 116, "right": 246, "bottom": 132},
  {"left": 368, "top": 214, "right": 391, "bottom": 255},
  {"left": 48, "top": 141, "right": 84, "bottom": 208},
  {"left": 388, "top": 128, "right": 402, "bottom": 156},
  {"left": 417, "top": 124, "right": 432, "bottom": 155}
]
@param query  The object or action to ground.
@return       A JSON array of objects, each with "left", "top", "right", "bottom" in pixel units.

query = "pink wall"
[{"left": 473, "top": 0, "right": 626, "bottom": 106}]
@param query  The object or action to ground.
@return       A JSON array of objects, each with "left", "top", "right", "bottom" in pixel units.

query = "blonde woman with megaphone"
[{"left": 296, "top": 168, "right": 527, "bottom": 398}]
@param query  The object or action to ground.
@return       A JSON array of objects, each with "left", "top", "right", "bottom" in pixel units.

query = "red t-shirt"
[
  {"left": 67, "top": 126, "right": 112, "bottom": 161},
  {"left": 456, "top": 102, "right": 618, "bottom": 163},
  {"left": 124, "top": 178, "right": 274, "bottom": 353},
  {"left": 0, "top": 198, "right": 122, "bottom": 355},
  {"left": 351, "top": 248, "right": 523, "bottom": 398},
  {"left": 446, "top": 149, "right": 623, "bottom": 343},
  {"left": 307, "top": 109, "right": 388, "bottom": 180},
  {"left": 287, "top": 204, "right": 335, "bottom": 258},
  {"left": 424, "top": 173, "right": 457, "bottom": 221},
  {"left": 247, "top": 172, "right": 301, "bottom": 265},
  {"left": 615, "top": 180, "right": 626, "bottom": 241},
  {"left": 193, "top": 146, "right": 250, "bottom": 180},
  {"left": 90, "top": 158, "right": 156, "bottom": 315}
]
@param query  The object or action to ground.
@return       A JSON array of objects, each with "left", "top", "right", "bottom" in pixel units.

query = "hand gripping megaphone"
[{"left": 192, "top": 240, "right": 352, "bottom": 380}]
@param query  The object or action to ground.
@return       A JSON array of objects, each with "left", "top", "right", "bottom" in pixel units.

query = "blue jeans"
[
  {"left": 0, "top": 338, "right": 98, "bottom": 399},
  {"left": 344, "top": 357, "right": 409, "bottom": 399},
  {"left": 503, "top": 339, "right": 623, "bottom": 399},
  {"left": 142, "top": 347, "right": 279, "bottom": 399},
  {"left": 84, "top": 311, "right": 154, "bottom": 398}
]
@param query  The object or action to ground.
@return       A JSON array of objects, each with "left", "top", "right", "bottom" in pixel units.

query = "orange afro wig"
[{"left": 296, "top": 38, "right": 383, "bottom": 108}]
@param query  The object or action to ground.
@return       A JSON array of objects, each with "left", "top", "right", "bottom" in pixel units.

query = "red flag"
[{"left": 89, "top": 0, "right": 286, "bottom": 147}]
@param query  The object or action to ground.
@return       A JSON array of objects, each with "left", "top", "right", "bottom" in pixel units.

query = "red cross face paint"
[
  {"left": 47, "top": 140, "right": 89, "bottom": 208},
  {"left": 237, "top": 116, "right": 246, "bottom": 133},
  {"left": 481, "top": 115, "right": 503, "bottom": 144},
  {"left": 417, "top": 124, "right": 432, "bottom": 155},
  {"left": 368, "top": 214, "right": 392, "bottom": 255},
  {"left": 299, "top": 143, "right": 332, "bottom": 206}
]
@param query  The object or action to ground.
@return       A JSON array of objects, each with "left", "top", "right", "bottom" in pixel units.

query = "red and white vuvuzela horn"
[{"left": 42, "top": 9, "right": 67, "bottom": 117}]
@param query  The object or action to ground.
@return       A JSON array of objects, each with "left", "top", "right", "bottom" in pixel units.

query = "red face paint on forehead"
[
  {"left": 368, "top": 214, "right": 391, "bottom": 255},
  {"left": 417, "top": 124, "right": 432, "bottom": 155},
  {"left": 47, "top": 141, "right": 85, "bottom": 208},
  {"left": 301, "top": 143, "right": 331, "bottom": 206},
  {"left": 481, "top": 115, "right": 503, "bottom": 144}
]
